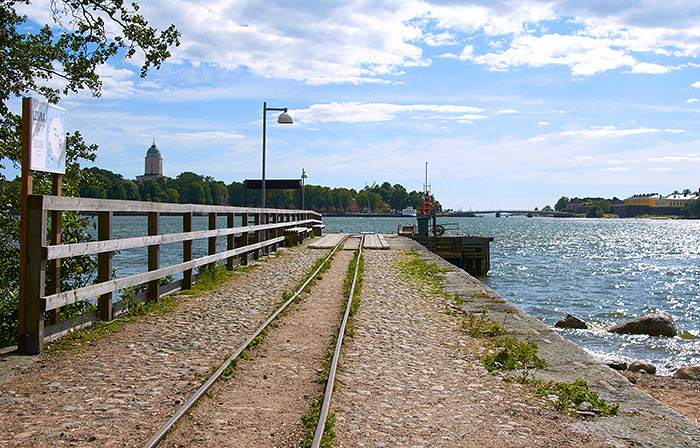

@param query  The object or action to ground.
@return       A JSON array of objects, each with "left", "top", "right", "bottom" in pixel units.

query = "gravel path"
[
  {"left": 0, "top": 246, "right": 324, "bottom": 447},
  {"left": 332, "top": 249, "right": 604, "bottom": 448},
  {"left": 163, "top": 250, "right": 353, "bottom": 447}
]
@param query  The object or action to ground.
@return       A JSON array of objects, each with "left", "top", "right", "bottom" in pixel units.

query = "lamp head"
[{"left": 277, "top": 110, "right": 293, "bottom": 124}]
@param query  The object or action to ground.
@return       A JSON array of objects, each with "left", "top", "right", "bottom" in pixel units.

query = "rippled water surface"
[
  {"left": 322, "top": 216, "right": 700, "bottom": 374},
  {"left": 108, "top": 215, "right": 700, "bottom": 374}
]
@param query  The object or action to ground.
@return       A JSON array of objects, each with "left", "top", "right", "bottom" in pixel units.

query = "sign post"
[{"left": 19, "top": 97, "right": 66, "bottom": 353}]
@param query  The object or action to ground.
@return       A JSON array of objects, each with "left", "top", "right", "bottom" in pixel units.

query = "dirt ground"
[{"left": 622, "top": 371, "right": 700, "bottom": 426}]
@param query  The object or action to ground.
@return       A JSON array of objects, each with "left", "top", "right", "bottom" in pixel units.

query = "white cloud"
[
  {"left": 561, "top": 125, "right": 683, "bottom": 138},
  {"left": 495, "top": 109, "right": 519, "bottom": 115},
  {"left": 693, "top": 81, "right": 700, "bottom": 88},
  {"left": 292, "top": 102, "right": 484, "bottom": 123},
  {"left": 538, "top": 121, "right": 550, "bottom": 126},
  {"left": 629, "top": 62, "right": 672, "bottom": 74},
  {"left": 600, "top": 167, "right": 631, "bottom": 172},
  {"left": 175, "top": 131, "right": 245, "bottom": 140},
  {"left": 687, "top": 98, "right": 700, "bottom": 103},
  {"left": 466, "top": 34, "right": 636, "bottom": 76}
]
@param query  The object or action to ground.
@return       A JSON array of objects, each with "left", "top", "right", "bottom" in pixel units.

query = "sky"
[{"left": 13, "top": 0, "right": 700, "bottom": 210}]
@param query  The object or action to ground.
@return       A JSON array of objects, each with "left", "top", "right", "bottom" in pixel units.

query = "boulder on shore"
[
  {"left": 673, "top": 366, "right": 700, "bottom": 381},
  {"left": 554, "top": 314, "right": 587, "bottom": 330},
  {"left": 608, "top": 313, "right": 677, "bottom": 337},
  {"left": 628, "top": 360, "right": 656, "bottom": 375}
]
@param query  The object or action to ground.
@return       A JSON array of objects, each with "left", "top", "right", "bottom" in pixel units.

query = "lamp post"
[
  {"left": 301, "top": 168, "right": 308, "bottom": 209},
  {"left": 262, "top": 101, "right": 293, "bottom": 208}
]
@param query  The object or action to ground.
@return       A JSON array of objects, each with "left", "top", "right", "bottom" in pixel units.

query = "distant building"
[
  {"left": 623, "top": 193, "right": 661, "bottom": 207},
  {"left": 655, "top": 192, "right": 699, "bottom": 208},
  {"left": 136, "top": 140, "right": 165, "bottom": 181}
]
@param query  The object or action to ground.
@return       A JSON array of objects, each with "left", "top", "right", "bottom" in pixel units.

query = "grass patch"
[
  {"left": 181, "top": 262, "right": 233, "bottom": 295},
  {"left": 397, "top": 250, "right": 460, "bottom": 304},
  {"left": 463, "top": 308, "right": 507, "bottom": 338},
  {"left": 301, "top": 396, "right": 336, "bottom": 448},
  {"left": 536, "top": 379, "right": 619, "bottom": 416},
  {"left": 47, "top": 296, "right": 179, "bottom": 352}
]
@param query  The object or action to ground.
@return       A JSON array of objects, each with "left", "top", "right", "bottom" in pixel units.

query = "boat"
[{"left": 401, "top": 206, "right": 417, "bottom": 217}]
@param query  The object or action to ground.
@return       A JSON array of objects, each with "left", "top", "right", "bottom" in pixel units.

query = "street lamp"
[
  {"left": 262, "top": 101, "right": 293, "bottom": 208},
  {"left": 301, "top": 168, "right": 308, "bottom": 210}
]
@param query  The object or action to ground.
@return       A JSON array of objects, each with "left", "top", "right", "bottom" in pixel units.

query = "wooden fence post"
[
  {"left": 97, "top": 211, "right": 113, "bottom": 321},
  {"left": 241, "top": 212, "right": 249, "bottom": 266},
  {"left": 48, "top": 174, "right": 62, "bottom": 325},
  {"left": 208, "top": 212, "right": 217, "bottom": 264},
  {"left": 147, "top": 212, "right": 160, "bottom": 302},
  {"left": 226, "top": 213, "right": 234, "bottom": 271},
  {"left": 271, "top": 213, "right": 278, "bottom": 251},
  {"left": 24, "top": 195, "right": 46, "bottom": 354},
  {"left": 183, "top": 212, "right": 193, "bottom": 290},
  {"left": 253, "top": 213, "right": 261, "bottom": 260}
]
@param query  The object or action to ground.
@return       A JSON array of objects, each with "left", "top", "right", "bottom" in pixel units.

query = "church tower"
[{"left": 136, "top": 140, "right": 164, "bottom": 181}]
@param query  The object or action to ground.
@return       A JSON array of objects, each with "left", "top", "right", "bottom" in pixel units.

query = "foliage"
[
  {"left": 482, "top": 336, "right": 546, "bottom": 373},
  {"left": 0, "top": 0, "right": 179, "bottom": 347},
  {"left": 595, "top": 199, "right": 611, "bottom": 214},
  {"left": 586, "top": 205, "right": 603, "bottom": 218},
  {"left": 555, "top": 196, "right": 570, "bottom": 211},
  {"left": 536, "top": 379, "right": 619, "bottom": 415},
  {"left": 541, "top": 205, "right": 553, "bottom": 212},
  {"left": 463, "top": 308, "right": 507, "bottom": 338},
  {"left": 687, "top": 199, "right": 700, "bottom": 219},
  {"left": 301, "top": 396, "right": 335, "bottom": 448},
  {"left": 181, "top": 262, "right": 231, "bottom": 295}
]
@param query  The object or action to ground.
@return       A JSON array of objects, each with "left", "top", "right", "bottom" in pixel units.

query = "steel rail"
[
  {"left": 143, "top": 234, "right": 349, "bottom": 448},
  {"left": 311, "top": 234, "right": 365, "bottom": 448}
]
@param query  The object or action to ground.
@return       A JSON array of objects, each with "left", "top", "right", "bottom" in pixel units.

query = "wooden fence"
[{"left": 19, "top": 195, "right": 322, "bottom": 354}]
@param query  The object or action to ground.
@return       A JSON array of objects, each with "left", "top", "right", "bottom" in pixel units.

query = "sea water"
[{"left": 106, "top": 214, "right": 700, "bottom": 375}]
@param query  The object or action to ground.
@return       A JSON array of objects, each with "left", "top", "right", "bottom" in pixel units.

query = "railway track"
[{"left": 143, "top": 234, "right": 363, "bottom": 448}]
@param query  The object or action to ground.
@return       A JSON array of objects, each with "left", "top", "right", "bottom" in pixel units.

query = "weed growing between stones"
[
  {"left": 482, "top": 336, "right": 546, "bottom": 373},
  {"left": 462, "top": 308, "right": 507, "bottom": 338},
  {"left": 301, "top": 397, "right": 336, "bottom": 448},
  {"left": 398, "top": 250, "right": 461, "bottom": 305},
  {"left": 460, "top": 306, "right": 620, "bottom": 417},
  {"left": 536, "top": 379, "right": 620, "bottom": 416},
  {"left": 47, "top": 296, "right": 179, "bottom": 352},
  {"left": 181, "top": 262, "right": 232, "bottom": 295}
]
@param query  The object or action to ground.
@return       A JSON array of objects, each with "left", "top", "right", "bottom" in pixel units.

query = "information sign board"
[{"left": 29, "top": 98, "right": 67, "bottom": 174}]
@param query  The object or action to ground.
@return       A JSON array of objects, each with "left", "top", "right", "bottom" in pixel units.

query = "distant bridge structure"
[{"left": 451, "top": 210, "right": 575, "bottom": 218}]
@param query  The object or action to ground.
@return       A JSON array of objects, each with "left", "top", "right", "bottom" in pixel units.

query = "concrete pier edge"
[{"left": 403, "top": 237, "right": 700, "bottom": 447}]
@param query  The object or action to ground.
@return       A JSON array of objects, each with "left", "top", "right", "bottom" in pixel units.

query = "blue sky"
[{"left": 13, "top": 0, "right": 700, "bottom": 210}]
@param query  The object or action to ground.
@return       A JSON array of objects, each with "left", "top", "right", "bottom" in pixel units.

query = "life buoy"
[{"left": 419, "top": 202, "right": 434, "bottom": 216}]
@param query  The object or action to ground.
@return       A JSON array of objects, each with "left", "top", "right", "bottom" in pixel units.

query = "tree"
[
  {"left": 542, "top": 205, "right": 553, "bottom": 212},
  {"left": 0, "top": 1, "right": 179, "bottom": 346},
  {"left": 586, "top": 205, "right": 603, "bottom": 218},
  {"left": 686, "top": 199, "right": 700, "bottom": 219},
  {"left": 555, "top": 196, "right": 570, "bottom": 211},
  {"left": 595, "top": 199, "right": 611, "bottom": 214}
]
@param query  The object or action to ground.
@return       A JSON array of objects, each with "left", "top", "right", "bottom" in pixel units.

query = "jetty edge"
[{"left": 420, "top": 237, "right": 700, "bottom": 447}]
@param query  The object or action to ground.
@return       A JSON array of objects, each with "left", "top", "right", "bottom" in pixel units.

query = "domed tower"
[
  {"left": 145, "top": 140, "right": 162, "bottom": 176},
  {"left": 136, "top": 140, "right": 164, "bottom": 181}
]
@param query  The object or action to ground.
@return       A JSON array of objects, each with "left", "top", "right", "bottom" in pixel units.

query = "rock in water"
[
  {"left": 628, "top": 360, "right": 656, "bottom": 375},
  {"left": 554, "top": 314, "right": 587, "bottom": 329},
  {"left": 673, "top": 366, "right": 700, "bottom": 381},
  {"left": 608, "top": 313, "right": 677, "bottom": 337},
  {"left": 607, "top": 361, "right": 627, "bottom": 371}
]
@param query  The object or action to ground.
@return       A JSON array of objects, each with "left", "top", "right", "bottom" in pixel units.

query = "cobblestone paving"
[
  {"left": 0, "top": 246, "right": 326, "bottom": 447},
  {"left": 332, "top": 249, "right": 602, "bottom": 448}
]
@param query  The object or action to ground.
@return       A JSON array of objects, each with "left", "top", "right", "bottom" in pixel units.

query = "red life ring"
[{"left": 419, "top": 202, "right": 434, "bottom": 216}]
